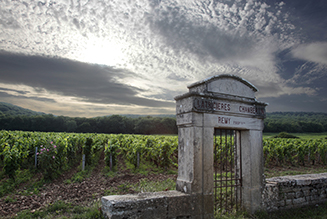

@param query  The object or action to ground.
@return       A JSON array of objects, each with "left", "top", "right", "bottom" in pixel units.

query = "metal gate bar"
[{"left": 214, "top": 129, "right": 242, "bottom": 214}]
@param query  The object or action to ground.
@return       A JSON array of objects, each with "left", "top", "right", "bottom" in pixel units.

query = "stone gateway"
[
  {"left": 175, "top": 74, "right": 267, "bottom": 216},
  {"left": 101, "top": 74, "right": 268, "bottom": 218}
]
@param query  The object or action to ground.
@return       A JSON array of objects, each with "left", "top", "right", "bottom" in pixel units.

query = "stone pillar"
[
  {"left": 175, "top": 112, "right": 214, "bottom": 218},
  {"left": 241, "top": 129, "right": 265, "bottom": 213}
]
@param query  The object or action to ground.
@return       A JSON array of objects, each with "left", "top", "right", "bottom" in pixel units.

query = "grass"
[
  {"left": 133, "top": 178, "right": 175, "bottom": 193},
  {"left": 115, "top": 155, "right": 177, "bottom": 175},
  {"left": 214, "top": 202, "right": 327, "bottom": 219},
  {"left": 254, "top": 202, "right": 327, "bottom": 219},
  {"left": 263, "top": 132, "right": 327, "bottom": 139},
  {"left": 265, "top": 165, "right": 327, "bottom": 178},
  {"left": 103, "top": 178, "right": 176, "bottom": 196},
  {"left": 0, "top": 168, "right": 43, "bottom": 198},
  {"left": 15, "top": 200, "right": 104, "bottom": 219}
]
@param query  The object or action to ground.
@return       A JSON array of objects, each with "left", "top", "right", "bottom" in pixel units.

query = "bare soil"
[
  {"left": 2, "top": 155, "right": 325, "bottom": 218},
  {"left": 0, "top": 155, "right": 177, "bottom": 218}
]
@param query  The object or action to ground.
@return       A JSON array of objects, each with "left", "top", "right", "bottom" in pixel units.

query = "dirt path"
[{"left": 0, "top": 157, "right": 177, "bottom": 218}]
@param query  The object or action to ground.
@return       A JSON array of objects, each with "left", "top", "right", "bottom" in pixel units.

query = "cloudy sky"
[{"left": 0, "top": 0, "right": 326, "bottom": 117}]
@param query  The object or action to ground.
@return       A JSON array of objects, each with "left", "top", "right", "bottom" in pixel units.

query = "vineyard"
[
  {"left": 0, "top": 130, "right": 327, "bottom": 217},
  {"left": 263, "top": 137, "right": 327, "bottom": 167},
  {"left": 0, "top": 130, "right": 178, "bottom": 183},
  {"left": 1, "top": 130, "right": 327, "bottom": 183}
]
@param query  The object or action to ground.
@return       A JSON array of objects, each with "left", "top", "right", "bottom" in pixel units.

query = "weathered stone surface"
[
  {"left": 175, "top": 74, "right": 267, "bottom": 215},
  {"left": 187, "top": 75, "right": 257, "bottom": 99},
  {"left": 102, "top": 191, "right": 199, "bottom": 219},
  {"left": 101, "top": 191, "right": 213, "bottom": 219},
  {"left": 263, "top": 173, "right": 327, "bottom": 212},
  {"left": 175, "top": 75, "right": 266, "bottom": 119},
  {"left": 204, "top": 113, "right": 264, "bottom": 130}
]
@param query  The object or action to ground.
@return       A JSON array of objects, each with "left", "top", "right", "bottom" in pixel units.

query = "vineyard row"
[{"left": 0, "top": 131, "right": 327, "bottom": 181}]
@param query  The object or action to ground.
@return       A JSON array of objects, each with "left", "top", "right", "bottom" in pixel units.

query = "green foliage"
[
  {"left": 264, "top": 112, "right": 327, "bottom": 133},
  {"left": 1, "top": 130, "right": 327, "bottom": 184},
  {"left": 104, "top": 137, "right": 119, "bottom": 169},
  {"left": 103, "top": 178, "right": 176, "bottom": 196},
  {"left": 84, "top": 137, "right": 93, "bottom": 166},
  {"left": 3, "top": 143, "right": 21, "bottom": 180},
  {"left": 134, "top": 178, "right": 175, "bottom": 193},
  {"left": 4, "top": 195, "right": 17, "bottom": 203},
  {"left": 265, "top": 166, "right": 327, "bottom": 178},
  {"left": 37, "top": 141, "right": 59, "bottom": 180},
  {"left": 253, "top": 202, "right": 327, "bottom": 219},
  {"left": 263, "top": 138, "right": 327, "bottom": 167},
  {"left": 273, "top": 132, "right": 299, "bottom": 138},
  {"left": 15, "top": 200, "right": 104, "bottom": 219},
  {"left": 0, "top": 102, "right": 178, "bottom": 135},
  {"left": 0, "top": 102, "right": 44, "bottom": 116},
  {"left": 102, "top": 134, "right": 178, "bottom": 171},
  {"left": 2, "top": 102, "right": 327, "bottom": 134},
  {"left": 0, "top": 131, "right": 104, "bottom": 181},
  {"left": 0, "top": 169, "right": 35, "bottom": 197},
  {"left": 71, "top": 170, "right": 89, "bottom": 183}
]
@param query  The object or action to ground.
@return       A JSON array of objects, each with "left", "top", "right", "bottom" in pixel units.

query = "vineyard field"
[
  {"left": 0, "top": 130, "right": 178, "bottom": 182},
  {"left": 1, "top": 130, "right": 327, "bottom": 182},
  {"left": 0, "top": 130, "right": 327, "bottom": 218}
]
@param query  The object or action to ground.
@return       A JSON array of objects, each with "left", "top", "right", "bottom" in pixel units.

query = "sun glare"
[{"left": 80, "top": 40, "right": 124, "bottom": 66}]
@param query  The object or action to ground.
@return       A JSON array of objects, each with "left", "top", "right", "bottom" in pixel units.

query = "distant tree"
[
  {"left": 134, "top": 116, "right": 156, "bottom": 135},
  {"left": 159, "top": 117, "right": 177, "bottom": 134},
  {"left": 31, "top": 115, "right": 47, "bottom": 131},
  {"left": 77, "top": 122, "right": 93, "bottom": 133},
  {"left": 11, "top": 116, "right": 24, "bottom": 130},
  {"left": 273, "top": 132, "right": 299, "bottom": 138},
  {"left": 108, "top": 115, "right": 126, "bottom": 134},
  {"left": 65, "top": 120, "right": 77, "bottom": 132},
  {"left": 123, "top": 116, "right": 135, "bottom": 134}
]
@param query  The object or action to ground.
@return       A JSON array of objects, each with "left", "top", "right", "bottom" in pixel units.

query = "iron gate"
[{"left": 214, "top": 129, "right": 242, "bottom": 214}]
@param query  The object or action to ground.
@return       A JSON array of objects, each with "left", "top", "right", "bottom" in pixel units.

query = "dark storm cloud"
[
  {"left": 149, "top": 5, "right": 254, "bottom": 62},
  {"left": 279, "top": 0, "right": 327, "bottom": 41},
  {"left": 0, "top": 52, "right": 174, "bottom": 108},
  {"left": 258, "top": 59, "right": 327, "bottom": 109},
  {"left": 290, "top": 62, "right": 327, "bottom": 85},
  {"left": 263, "top": 94, "right": 327, "bottom": 113},
  {"left": 255, "top": 82, "right": 282, "bottom": 96},
  {"left": 275, "top": 49, "right": 309, "bottom": 81}
]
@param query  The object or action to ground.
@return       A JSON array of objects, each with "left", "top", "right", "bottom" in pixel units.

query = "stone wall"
[
  {"left": 101, "top": 190, "right": 209, "bottom": 219},
  {"left": 263, "top": 173, "right": 327, "bottom": 211}
]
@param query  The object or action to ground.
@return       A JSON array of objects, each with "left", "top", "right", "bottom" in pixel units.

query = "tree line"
[
  {"left": 0, "top": 114, "right": 178, "bottom": 135},
  {"left": 263, "top": 112, "right": 327, "bottom": 133},
  {"left": 1, "top": 102, "right": 327, "bottom": 133},
  {"left": 1, "top": 112, "right": 327, "bottom": 134}
]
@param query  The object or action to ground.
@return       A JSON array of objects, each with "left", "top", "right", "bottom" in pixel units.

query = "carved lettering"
[
  {"left": 218, "top": 116, "right": 231, "bottom": 124},
  {"left": 194, "top": 98, "right": 231, "bottom": 112},
  {"left": 233, "top": 121, "right": 246, "bottom": 125},
  {"left": 239, "top": 106, "right": 256, "bottom": 114},
  {"left": 193, "top": 98, "right": 265, "bottom": 118}
]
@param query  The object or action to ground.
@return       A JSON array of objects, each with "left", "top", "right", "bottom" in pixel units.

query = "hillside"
[
  {"left": 1, "top": 102, "right": 327, "bottom": 133},
  {"left": 0, "top": 102, "right": 44, "bottom": 117}
]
